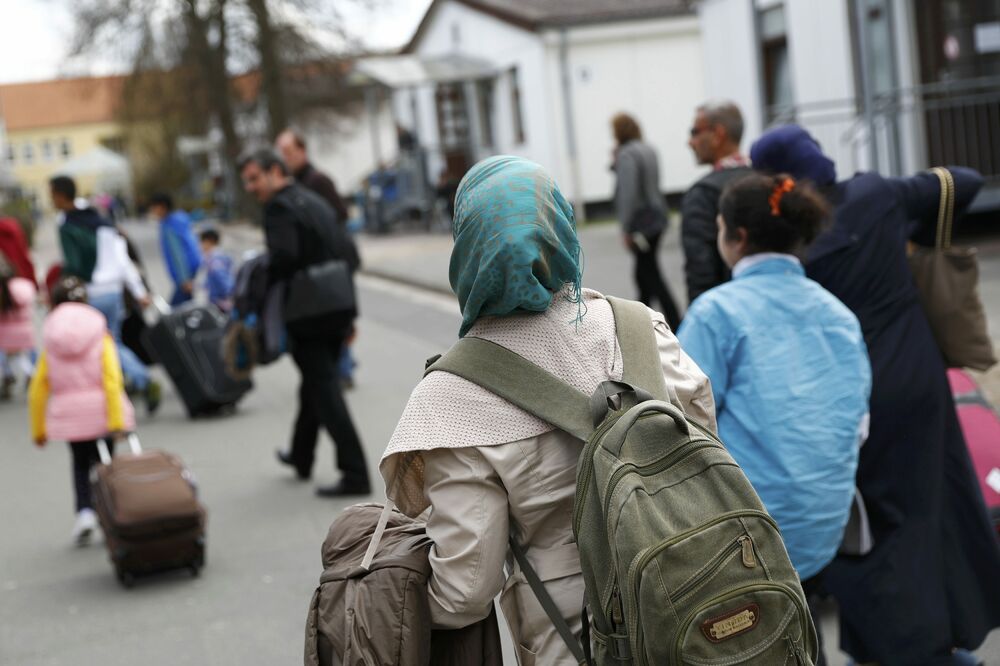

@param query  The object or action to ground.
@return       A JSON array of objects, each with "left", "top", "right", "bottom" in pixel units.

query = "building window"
[
  {"left": 5, "top": 143, "right": 14, "bottom": 164},
  {"left": 42, "top": 139, "right": 53, "bottom": 162},
  {"left": 476, "top": 79, "right": 495, "bottom": 148},
  {"left": 759, "top": 4, "right": 794, "bottom": 119},
  {"left": 102, "top": 136, "right": 126, "bottom": 154},
  {"left": 60, "top": 138, "right": 72, "bottom": 158},
  {"left": 22, "top": 142, "right": 34, "bottom": 165},
  {"left": 509, "top": 67, "right": 526, "bottom": 145}
]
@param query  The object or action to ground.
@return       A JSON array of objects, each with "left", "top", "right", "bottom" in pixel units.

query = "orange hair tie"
[{"left": 769, "top": 178, "right": 795, "bottom": 216}]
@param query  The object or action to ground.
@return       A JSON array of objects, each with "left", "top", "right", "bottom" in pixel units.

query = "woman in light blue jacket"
[{"left": 677, "top": 174, "right": 870, "bottom": 655}]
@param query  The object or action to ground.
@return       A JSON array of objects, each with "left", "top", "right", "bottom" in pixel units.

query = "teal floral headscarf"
[{"left": 450, "top": 156, "right": 583, "bottom": 337}]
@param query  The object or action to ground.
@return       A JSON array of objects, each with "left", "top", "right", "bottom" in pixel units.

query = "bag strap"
[
  {"left": 360, "top": 501, "right": 395, "bottom": 570},
  {"left": 424, "top": 337, "right": 593, "bottom": 441},
  {"left": 509, "top": 535, "right": 590, "bottom": 665},
  {"left": 930, "top": 167, "right": 956, "bottom": 250},
  {"left": 606, "top": 297, "right": 670, "bottom": 401}
]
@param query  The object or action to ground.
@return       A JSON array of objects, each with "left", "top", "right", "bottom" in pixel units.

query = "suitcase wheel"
[{"left": 117, "top": 569, "right": 135, "bottom": 589}]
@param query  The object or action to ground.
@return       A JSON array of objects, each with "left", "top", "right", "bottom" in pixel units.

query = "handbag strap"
[{"left": 930, "top": 167, "right": 955, "bottom": 250}]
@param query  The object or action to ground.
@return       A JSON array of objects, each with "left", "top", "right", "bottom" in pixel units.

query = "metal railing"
[{"left": 767, "top": 75, "right": 1000, "bottom": 185}]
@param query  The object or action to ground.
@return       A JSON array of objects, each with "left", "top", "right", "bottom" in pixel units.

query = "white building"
[
  {"left": 699, "top": 0, "right": 1000, "bottom": 209},
  {"left": 357, "top": 0, "right": 710, "bottom": 217}
]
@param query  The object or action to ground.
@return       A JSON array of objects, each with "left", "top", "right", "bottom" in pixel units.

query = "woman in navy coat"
[{"left": 752, "top": 125, "right": 1000, "bottom": 665}]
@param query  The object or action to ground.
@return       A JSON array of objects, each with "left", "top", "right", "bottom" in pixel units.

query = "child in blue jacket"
[
  {"left": 198, "top": 228, "right": 234, "bottom": 312},
  {"left": 150, "top": 193, "right": 201, "bottom": 306},
  {"left": 677, "top": 174, "right": 871, "bottom": 588}
]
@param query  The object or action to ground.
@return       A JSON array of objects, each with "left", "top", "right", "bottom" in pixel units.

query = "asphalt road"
[{"left": 1, "top": 218, "right": 997, "bottom": 665}]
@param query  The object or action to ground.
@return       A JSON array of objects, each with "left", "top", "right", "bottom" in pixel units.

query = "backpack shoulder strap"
[
  {"left": 606, "top": 297, "right": 670, "bottom": 401},
  {"left": 425, "top": 337, "right": 593, "bottom": 441}
]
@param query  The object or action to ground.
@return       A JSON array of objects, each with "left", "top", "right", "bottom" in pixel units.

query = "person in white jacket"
[{"left": 50, "top": 176, "right": 161, "bottom": 413}]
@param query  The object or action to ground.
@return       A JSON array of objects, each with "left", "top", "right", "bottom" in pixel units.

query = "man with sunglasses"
[{"left": 681, "top": 101, "right": 752, "bottom": 303}]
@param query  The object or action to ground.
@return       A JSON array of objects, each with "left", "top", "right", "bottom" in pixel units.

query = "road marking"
[{"left": 357, "top": 273, "right": 458, "bottom": 314}]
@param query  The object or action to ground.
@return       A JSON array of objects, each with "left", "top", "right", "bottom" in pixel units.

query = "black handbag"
[
  {"left": 284, "top": 258, "right": 355, "bottom": 323},
  {"left": 279, "top": 189, "right": 358, "bottom": 323}
]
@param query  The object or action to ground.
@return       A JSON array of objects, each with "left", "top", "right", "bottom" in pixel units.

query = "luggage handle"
[
  {"left": 97, "top": 434, "right": 143, "bottom": 465},
  {"left": 143, "top": 295, "right": 171, "bottom": 327}
]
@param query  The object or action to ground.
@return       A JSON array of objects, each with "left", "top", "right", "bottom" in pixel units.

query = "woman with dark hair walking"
[
  {"left": 751, "top": 124, "right": 1000, "bottom": 666},
  {"left": 611, "top": 113, "right": 682, "bottom": 329}
]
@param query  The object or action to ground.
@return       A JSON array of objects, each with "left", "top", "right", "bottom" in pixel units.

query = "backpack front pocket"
[
  {"left": 625, "top": 512, "right": 781, "bottom": 665},
  {"left": 674, "top": 584, "right": 811, "bottom": 665}
]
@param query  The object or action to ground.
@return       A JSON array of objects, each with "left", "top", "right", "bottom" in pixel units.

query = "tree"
[{"left": 67, "top": 0, "right": 373, "bottom": 210}]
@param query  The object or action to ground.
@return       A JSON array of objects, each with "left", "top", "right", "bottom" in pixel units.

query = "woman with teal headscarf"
[{"left": 379, "top": 156, "right": 716, "bottom": 665}]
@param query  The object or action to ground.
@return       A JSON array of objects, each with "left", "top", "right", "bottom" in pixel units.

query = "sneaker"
[
  {"left": 952, "top": 649, "right": 984, "bottom": 666},
  {"left": 144, "top": 380, "right": 162, "bottom": 415},
  {"left": 0, "top": 375, "right": 14, "bottom": 400},
  {"left": 72, "top": 509, "right": 98, "bottom": 546}
]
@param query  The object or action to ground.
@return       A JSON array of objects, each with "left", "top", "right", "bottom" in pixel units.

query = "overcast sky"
[{"left": 0, "top": 0, "right": 432, "bottom": 85}]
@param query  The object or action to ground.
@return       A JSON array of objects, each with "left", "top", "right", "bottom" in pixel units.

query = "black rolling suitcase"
[{"left": 144, "top": 300, "right": 251, "bottom": 417}]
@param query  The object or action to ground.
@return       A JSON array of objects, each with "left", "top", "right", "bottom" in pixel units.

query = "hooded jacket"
[
  {"left": 0, "top": 277, "right": 37, "bottom": 352},
  {"left": 28, "top": 302, "right": 135, "bottom": 442},
  {"left": 160, "top": 210, "right": 202, "bottom": 288}
]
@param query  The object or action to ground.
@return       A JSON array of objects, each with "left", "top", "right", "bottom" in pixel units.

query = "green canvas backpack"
[{"left": 426, "top": 296, "right": 818, "bottom": 665}]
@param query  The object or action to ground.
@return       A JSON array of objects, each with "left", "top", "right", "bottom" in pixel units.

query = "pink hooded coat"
[
  {"left": 29, "top": 302, "right": 135, "bottom": 442},
  {"left": 0, "top": 277, "right": 37, "bottom": 352}
]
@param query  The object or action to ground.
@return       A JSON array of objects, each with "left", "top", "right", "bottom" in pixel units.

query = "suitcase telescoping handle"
[
  {"left": 96, "top": 434, "right": 143, "bottom": 465},
  {"left": 143, "top": 294, "right": 171, "bottom": 327}
]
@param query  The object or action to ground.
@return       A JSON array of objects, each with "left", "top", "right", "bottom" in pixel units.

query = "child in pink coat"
[
  {"left": 28, "top": 276, "right": 136, "bottom": 545},
  {"left": 0, "top": 268, "right": 37, "bottom": 398}
]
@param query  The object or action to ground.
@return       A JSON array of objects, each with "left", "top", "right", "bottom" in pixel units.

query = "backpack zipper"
[
  {"left": 739, "top": 535, "right": 757, "bottom": 568},
  {"left": 665, "top": 534, "right": 754, "bottom": 605}
]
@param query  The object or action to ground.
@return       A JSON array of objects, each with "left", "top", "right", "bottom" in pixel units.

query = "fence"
[{"left": 768, "top": 75, "right": 1000, "bottom": 187}]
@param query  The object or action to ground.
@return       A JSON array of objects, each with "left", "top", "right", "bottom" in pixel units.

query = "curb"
[{"left": 358, "top": 267, "right": 455, "bottom": 298}]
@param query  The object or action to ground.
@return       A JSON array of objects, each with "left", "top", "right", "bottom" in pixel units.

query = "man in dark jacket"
[
  {"left": 681, "top": 101, "right": 752, "bottom": 303},
  {"left": 239, "top": 149, "right": 369, "bottom": 497},
  {"left": 276, "top": 128, "right": 350, "bottom": 224},
  {"left": 277, "top": 127, "right": 359, "bottom": 388}
]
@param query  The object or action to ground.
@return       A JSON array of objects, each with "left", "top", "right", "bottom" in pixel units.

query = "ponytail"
[{"left": 719, "top": 173, "right": 830, "bottom": 253}]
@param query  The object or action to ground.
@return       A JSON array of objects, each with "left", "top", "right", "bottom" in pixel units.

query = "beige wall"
[{"left": 4, "top": 121, "right": 123, "bottom": 212}]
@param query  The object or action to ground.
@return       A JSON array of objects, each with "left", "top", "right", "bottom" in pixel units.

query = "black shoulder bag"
[{"left": 282, "top": 191, "right": 356, "bottom": 323}]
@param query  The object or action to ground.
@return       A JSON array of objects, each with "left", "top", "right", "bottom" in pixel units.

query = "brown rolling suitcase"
[{"left": 92, "top": 435, "right": 206, "bottom": 587}]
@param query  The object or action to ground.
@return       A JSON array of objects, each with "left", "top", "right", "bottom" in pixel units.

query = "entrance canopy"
[
  {"left": 60, "top": 146, "right": 130, "bottom": 190},
  {"left": 353, "top": 53, "right": 496, "bottom": 89}
]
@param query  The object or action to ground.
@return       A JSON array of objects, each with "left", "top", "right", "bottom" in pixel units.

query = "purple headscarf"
[{"left": 750, "top": 124, "right": 837, "bottom": 186}]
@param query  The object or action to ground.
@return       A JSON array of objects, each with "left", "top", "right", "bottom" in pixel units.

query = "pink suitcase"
[{"left": 948, "top": 369, "right": 1000, "bottom": 537}]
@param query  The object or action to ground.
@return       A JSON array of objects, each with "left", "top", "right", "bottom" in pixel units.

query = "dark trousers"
[
  {"left": 630, "top": 232, "right": 682, "bottom": 330},
  {"left": 289, "top": 332, "right": 368, "bottom": 480},
  {"left": 801, "top": 574, "right": 827, "bottom": 666},
  {"left": 69, "top": 439, "right": 111, "bottom": 512}
]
